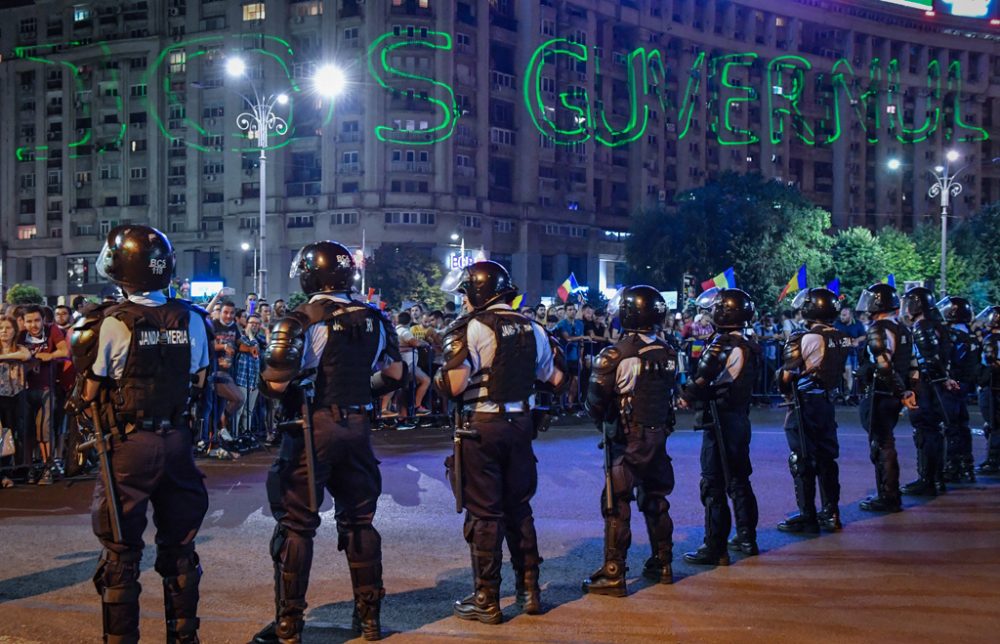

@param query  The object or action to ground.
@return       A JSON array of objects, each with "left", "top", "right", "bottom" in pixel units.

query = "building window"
[
  {"left": 287, "top": 215, "right": 314, "bottom": 228},
  {"left": 243, "top": 2, "right": 266, "bottom": 21},
  {"left": 169, "top": 51, "right": 186, "bottom": 74},
  {"left": 460, "top": 215, "right": 481, "bottom": 229},
  {"left": 341, "top": 182, "right": 359, "bottom": 193},
  {"left": 73, "top": 7, "right": 90, "bottom": 22},
  {"left": 203, "top": 161, "right": 224, "bottom": 175},
  {"left": 99, "top": 219, "right": 118, "bottom": 236},
  {"left": 129, "top": 194, "right": 148, "bottom": 206},
  {"left": 384, "top": 211, "right": 436, "bottom": 225},
  {"left": 540, "top": 255, "right": 554, "bottom": 281},
  {"left": 129, "top": 84, "right": 147, "bottom": 97},
  {"left": 332, "top": 211, "right": 358, "bottom": 225},
  {"left": 494, "top": 220, "right": 514, "bottom": 234},
  {"left": 75, "top": 224, "right": 94, "bottom": 236},
  {"left": 129, "top": 167, "right": 148, "bottom": 180},
  {"left": 100, "top": 164, "right": 121, "bottom": 180},
  {"left": 17, "top": 225, "right": 37, "bottom": 240}
]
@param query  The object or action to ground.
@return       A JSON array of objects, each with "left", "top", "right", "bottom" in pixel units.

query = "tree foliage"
[
  {"left": 4, "top": 283, "right": 44, "bottom": 305},
  {"left": 953, "top": 201, "right": 1000, "bottom": 307},
  {"left": 365, "top": 245, "right": 446, "bottom": 310},
  {"left": 875, "top": 227, "right": 922, "bottom": 284},
  {"left": 831, "top": 227, "right": 887, "bottom": 304}
]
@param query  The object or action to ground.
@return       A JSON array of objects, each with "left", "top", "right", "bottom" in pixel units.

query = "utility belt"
[
  {"left": 328, "top": 404, "right": 369, "bottom": 422},
  {"left": 124, "top": 417, "right": 176, "bottom": 433},
  {"left": 469, "top": 410, "right": 531, "bottom": 423}
]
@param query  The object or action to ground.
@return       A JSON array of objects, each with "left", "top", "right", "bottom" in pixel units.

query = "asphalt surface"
[{"left": 1, "top": 407, "right": 999, "bottom": 643}]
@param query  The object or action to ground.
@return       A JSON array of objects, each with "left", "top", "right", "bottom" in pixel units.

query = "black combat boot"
[
  {"left": 454, "top": 545, "right": 502, "bottom": 625},
  {"left": 686, "top": 484, "right": 731, "bottom": 566},
  {"left": 726, "top": 528, "right": 759, "bottom": 556},
  {"left": 902, "top": 449, "right": 938, "bottom": 496},
  {"left": 515, "top": 568, "right": 542, "bottom": 614},
  {"left": 349, "top": 560, "right": 384, "bottom": 641},
  {"left": 641, "top": 503, "right": 674, "bottom": 583},
  {"left": 817, "top": 504, "right": 842, "bottom": 532},
  {"left": 859, "top": 495, "right": 902, "bottom": 513},
  {"left": 977, "top": 450, "right": 1000, "bottom": 474},
  {"left": 254, "top": 527, "right": 312, "bottom": 644},
  {"left": 683, "top": 543, "right": 730, "bottom": 566},
  {"left": 778, "top": 469, "right": 819, "bottom": 534},
  {"left": 959, "top": 455, "right": 977, "bottom": 483},
  {"left": 943, "top": 457, "right": 962, "bottom": 483},
  {"left": 582, "top": 517, "right": 628, "bottom": 597}
]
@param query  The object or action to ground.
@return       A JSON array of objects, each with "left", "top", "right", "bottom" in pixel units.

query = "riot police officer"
[
  {"left": 251, "top": 241, "right": 404, "bottom": 643},
  {"left": 581, "top": 286, "right": 677, "bottom": 596},
  {"left": 900, "top": 286, "right": 954, "bottom": 496},
  {"left": 855, "top": 284, "right": 918, "bottom": 513},
  {"left": 937, "top": 296, "right": 980, "bottom": 483},
  {"left": 434, "top": 261, "right": 564, "bottom": 624},
  {"left": 976, "top": 305, "right": 1000, "bottom": 473},
  {"left": 72, "top": 225, "right": 211, "bottom": 643},
  {"left": 677, "top": 288, "right": 761, "bottom": 565},
  {"left": 776, "top": 288, "right": 850, "bottom": 534}
]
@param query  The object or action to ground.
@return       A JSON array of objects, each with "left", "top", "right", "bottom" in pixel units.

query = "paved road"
[{"left": 1, "top": 407, "right": 999, "bottom": 643}]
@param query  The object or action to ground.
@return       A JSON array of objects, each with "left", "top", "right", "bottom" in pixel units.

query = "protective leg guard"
[
  {"left": 640, "top": 497, "right": 673, "bottom": 584},
  {"left": 728, "top": 477, "right": 759, "bottom": 544},
  {"left": 454, "top": 517, "right": 503, "bottom": 625},
  {"left": 685, "top": 479, "right": 731, "bottom": 566},
  {"left": 93, "top": 548, "right": 143, "bottom": 644},
  {"left": 261, "top": 525, "right": 314, "bottom": 644},
  {"left": 582, "top": 516, "right": 628, "bottom": 597},
  {"left": 348, "top": 560, "right": 385, "bottom": 641},
  {"left": 903, "top": 430, "right": 938, "bottom": 496},
  {"left": 155, "top": 544, "right": 202, "bottom": 644},
  {"left": 505, "top": 513, "right": 542, "bottom": 614},
  {"left": 779, "top": 453, "right": 818, "bottom": 534}
]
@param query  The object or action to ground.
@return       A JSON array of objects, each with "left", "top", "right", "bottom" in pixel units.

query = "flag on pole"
[
  {"left": 778, "top": 264, "right": 808, "bottom": 302},
  {"left": 700, "top": 267, "right": 736, "bottom": 292},
  {"left": 366, "top": 287, "right": 376, "bottom": 303},
  {"left": 557, "top": 273, "right": 579, "bottom": 303},
  {"left": 511, "top": 292, "right": 527, "bottom": 309},
  {"left": 826, "top": 278, "right": 840, "bottom": 297},
  {"left": 882, "top": 274, "right": 896, "bottom": 288}
]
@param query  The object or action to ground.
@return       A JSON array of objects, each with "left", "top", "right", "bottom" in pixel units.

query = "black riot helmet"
[
  {"left": 792, "top": 287, "right": 840, "bottom": 324},
  {"left": 441, "top": 260, "right": 517, "bottom": 310},
  {"left": 902, "top": 286, "right": 942, "bottom": 322},
  {"left": 96, "top": 224, "right": 175, "bottom": 292},
  {"left": 290, "top": 241, "right": 356, "bottom": 295},
  {"left": 695, "top": 287, "right": 720, "bottom": 312},
  {"left": 936, "top": 296, "right": 973, "bottom": 324},
  {"left": 614, "top": 285, "right": 668, "bottom": 332},
  {"left": 856, "top": 283, "right": 899, "bottom": 314},
  {"left": 975, "top": 305, "right": 1000, "bottom": 331},
  {"left": 711, "top": 288, "right": 755, "bottom": 330}
]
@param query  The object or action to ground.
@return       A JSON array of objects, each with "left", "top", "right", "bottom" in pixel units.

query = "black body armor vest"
[
  {"left": 616, "top": 334, "right": 677, "bottom": 427},
  {"left": 107, "top": 299, "right": 193, "bottom": 422},
  {"left": 913, "top": 319, "right": 951, "bottom": 381},
  {"left": 803, "top": 325, "right": 850, "bottom": 391},
  {"left": 313, "top": 300, "right": 384, "bottom": 407},
  {"left": 468, "top": 309, "right": 538, "bottom": 405},
  {"left": 947, "top": 326, "right": 981, "bottom": 384},
  {"left": 983, "top": 332, "right": 1000, "bottom": 388}
]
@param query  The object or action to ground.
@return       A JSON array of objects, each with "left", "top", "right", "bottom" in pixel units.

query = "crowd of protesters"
[{"left": 0, "top": 285, "right": 981, "bottom": 487}]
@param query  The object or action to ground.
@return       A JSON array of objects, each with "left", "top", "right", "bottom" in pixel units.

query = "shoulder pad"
[
  {"left": 441, "top": 323, "right": 470, "bottom": 371},
  {"left": 443, "top": 314, "right": 471, "bottom": 336},
  {"left": 593, "top": 347, "right": 621, "bottom": 374},
  {"left": 294, "top": 300, "right": 334, "bottom": 326}
]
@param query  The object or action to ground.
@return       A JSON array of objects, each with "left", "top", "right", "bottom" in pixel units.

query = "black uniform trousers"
[
  {"left": 91, "top": 426, "right": 209, "bottom": 641},
  {"left": 783, "top": 392, "right": 840, "bottom": 514},
  {"left": 979, "top": 387, "right": 1000, "bottom": 456},
  {"left": 603, "top": 424, "right": 674, "bottom": 563},
  {"left": 940, "top": 382, "right": 973, "bottom": 466},
  {"left": 699, "top": 405, "right": 758, "bottom": 552},
  {"left": 266, "top": 408, "right": 382, "bottom": 625},
  {"left": 446, "top": 414, "right": 538, "bottom": 590},
  {"left": 909, "top": 381, "right": 947, "bottom": 484},
  {"left": 859, "top": 391, "right": 904, "bottom": 500}
]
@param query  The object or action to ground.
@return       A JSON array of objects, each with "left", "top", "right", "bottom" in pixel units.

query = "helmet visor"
[
  {"left": 791, "top": 288, "right": 809, "bottom": 311},
  {"left": 288, "top": 248, "right": 305, "bottom": 279},
  {"left": 856, "top": 290, "right": 875, "bottom": 313},
  {"left": 695, "top": 287, "right": 719, "bottom": 311},
  {"left": 606, "top": 288, "right": 625, "bottom": 319},
  {"left": 96, "top": 241, "right": 113, "bottom": 280},
  {"left": 440, "top": 267, "right": 469, "bottom": 294},
  {"left": 976, "top": 306, "right": 999, "bottom": 328}
]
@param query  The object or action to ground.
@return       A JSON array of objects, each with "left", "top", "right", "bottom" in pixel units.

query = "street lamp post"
[
  {"left": 241, "top": 241, "right": 257, "bottom": 294},
  {"left": 928, "top": 150, "right": 965, "bottom": 298},
  {"left": 226, "top": 57, "right": 287, "bottom": 301},
  {"left": 224, "top": 60, "right": 346, "bottom": 299},
  {"left": 887, "top": 150, "right": 966, "bottom": 297}
]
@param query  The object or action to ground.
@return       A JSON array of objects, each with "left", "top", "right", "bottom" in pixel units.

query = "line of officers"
[{"left": 65, "top": 225, "right": 1000, "bottom": 643}]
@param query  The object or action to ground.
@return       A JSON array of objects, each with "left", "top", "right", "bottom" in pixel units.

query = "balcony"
[
  {"left": 389, "top": 96, "right": 435, "bottom": 113},
  {"left": 286, "top": 181, "right": 321, "bottom": 197},
  {"left": 337, "top": 162, "right": 361, "bottom": 175},
  {"left": 339, "top": 131, "right": 362, "bottom": 143},
  {"left": 455, "top": 165, "right": 476, "bottom": 178},
  {"left": 489, "top": 71, "right": 516, "bottom": 93},
  {"left": 390, "top": 0, "right": 433, "bottom": 17},
  {"left": 489, "top": 12, "right": 517, "bottom": 31}
]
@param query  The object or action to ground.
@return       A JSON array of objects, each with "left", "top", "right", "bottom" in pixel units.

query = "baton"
[{"left": 79, "top": 403, "right": 123, "bottom": 544}]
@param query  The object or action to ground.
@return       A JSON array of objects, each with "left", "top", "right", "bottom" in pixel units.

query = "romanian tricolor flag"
[
  {"left": 778, "top": 264, "right": 808, "bottom": 302},
  {"left": 511, "top": 292, "right": 526, "bottom": 309},
  {"left": 882, "top": 274, "right": 896, "bottom": 288},
  {"left": 700, "top": 267, "right": 736, "bottom": 292},
  {"left": 556, "top": 274, "right": 579, "bottom": 303},
  {"left": 826, "top": 278, "right": 841, "bottom": 297}
]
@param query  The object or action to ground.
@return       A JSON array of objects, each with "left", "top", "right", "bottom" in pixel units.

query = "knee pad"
[
  {"left": 869, "top": 440, "right": 881, "bottom": 463},
  {"left": 639, "top": 494, "right": 670, "bottom": 518},
  {"left": 271, "top": 525, "right": 313, "bottom": 570},
  {"left": 787, "top": 451, "right": 804, "bottom": 476},
  {"left": 336, "top": 514, "right": 380, "bottom": 562},
  {"left": 154, "top": 543, "right": 200, "bottom": 579},
  {"left": 699, "top": 477, "right": 724, "bottom": 505},
  {"left": 93, "top": 548, "right": 142, "bottom": 595}
]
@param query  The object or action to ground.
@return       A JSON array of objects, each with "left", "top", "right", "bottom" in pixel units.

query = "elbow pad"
[
  {"left": 371, "top": 362, "right": 407, "bottom": 397},
  {"left": 434, "top": 323, "right": 470, "bottom": 399},
  {"left": 262, "top": 312, "right": 310, "bottom": 385},
  {"left": 585, "top": 347, "right": 619, "bottom": 422}
]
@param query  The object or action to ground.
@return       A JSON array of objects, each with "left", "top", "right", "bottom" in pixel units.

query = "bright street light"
[
  {"left": 934, "top": 165, "right": 945, "bottom": 174},
  {"left": 276, "top": 93, "right": 289, "bottom": 105},
  {"left": 225, "top": 57, "right": 246, "bottom": 78},
  {"left": 241, "top": 242, "right": 251, "bottom": 251},
  {"left": 946, "top": 149, "right": 960, "bottom": 163},
  {"left": 450, "top": 232, "right": 460, "bottom": 241},
  {"left": 314, "top": 64, "right": 347, "bottom": 98},
  {"left": 887, "top": 158, "right": 902, "bottom": 171}
]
